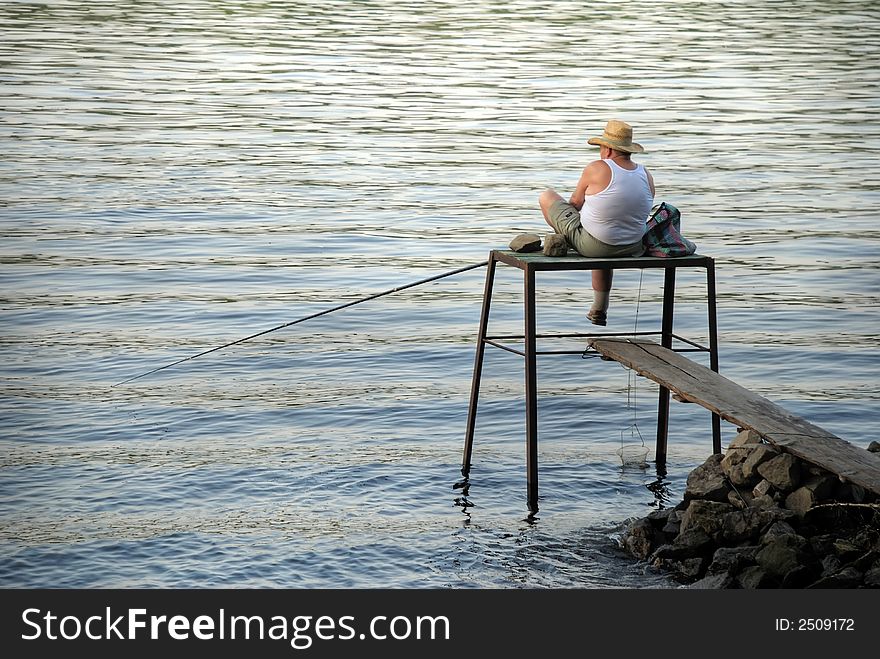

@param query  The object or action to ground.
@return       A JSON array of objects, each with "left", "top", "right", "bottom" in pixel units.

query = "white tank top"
[{"left": 580, "top": 159, "right": 653, "bottom": 245}]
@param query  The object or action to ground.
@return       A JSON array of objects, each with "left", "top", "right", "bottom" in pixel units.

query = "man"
[{"left": 538, "top": 119, "right": 655, "bottom": 326}]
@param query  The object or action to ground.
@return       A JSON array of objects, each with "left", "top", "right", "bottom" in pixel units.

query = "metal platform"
[{"left": 461, "top": 249, "right": 721, "bottom": 512}]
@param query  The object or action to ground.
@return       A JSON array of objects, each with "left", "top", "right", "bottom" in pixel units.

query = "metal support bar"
[
  {"left": 484, "top": 331, "right": 710, "bottom": 354},
  {"left": 461, "top": 256, "right": 496, "bottom": 476},
  {"left": 707, "top": 259, "right": 722, "bottom": 454},
  {"left": 524, "top": 265, "right": 539, "bottom": 513},
  {"left": 486, "top": 330, "right": 677, "bottom": 341},
  {"left": 656, "top": 267, "right": 676, "bottom": 465}
]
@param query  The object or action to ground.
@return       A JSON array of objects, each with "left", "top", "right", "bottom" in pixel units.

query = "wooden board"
[{"left": 589, "top": 338, "right": 880, "bottom": 494}]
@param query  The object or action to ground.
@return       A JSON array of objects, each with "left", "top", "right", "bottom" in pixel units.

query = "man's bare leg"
[
  {"left": 540, "top": 188, "right": 613, "bottom": 324},
  {"left": 538, "top": 188, "right": 564, "bottom": 229}
]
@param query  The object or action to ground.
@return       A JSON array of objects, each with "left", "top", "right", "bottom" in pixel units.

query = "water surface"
[{"left": 1, "top": 0, "right": 878, "bottom": 588}]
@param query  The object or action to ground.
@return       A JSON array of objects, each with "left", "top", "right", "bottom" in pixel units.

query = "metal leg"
[
  {"left": 707, "top": 259, "right": 722, "bottom": 454},
  {"left": 656, "top": 266, "right": 676, "bottom": 465},
  {"left": 524, "top": 265, "right": 539, "bottom": 513},
  {"left": 461, "top": 255, "right": 496, "bottom": 476}
]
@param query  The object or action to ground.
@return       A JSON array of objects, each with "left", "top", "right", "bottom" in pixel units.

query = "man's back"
[{"left": 579, "top": 158, "right": 653, "bottom": 246}]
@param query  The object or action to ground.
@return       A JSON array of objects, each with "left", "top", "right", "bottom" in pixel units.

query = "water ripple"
[{"left": 1, "top": 0, "right": 878, "bottom": 587}]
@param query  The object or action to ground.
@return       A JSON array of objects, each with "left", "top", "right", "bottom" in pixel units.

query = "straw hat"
[{"left": 587, "top": 119, "right": 645, "bottom": 154}]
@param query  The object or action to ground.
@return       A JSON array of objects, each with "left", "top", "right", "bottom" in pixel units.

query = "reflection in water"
[
  {"left": 645, "top": 474, "right": 674, "bottom": 511},
  {"left": 453, "top": 477, "right": 474, "bottom": 514}
]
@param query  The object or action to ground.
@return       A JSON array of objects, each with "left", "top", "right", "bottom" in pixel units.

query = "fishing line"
[
  {"left": 114, "top": 260, "right": 488, "bottom": 387},
  {"left": 617, "top": 269, "right": 646, "bottom": 466},
  {"left": 628, "top": 268, "right": 644, "bottom": 426}
]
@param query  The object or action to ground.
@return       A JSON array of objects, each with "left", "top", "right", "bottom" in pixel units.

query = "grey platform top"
[{"left": 492, "top": 249, "right": 713, "bottom": 271}]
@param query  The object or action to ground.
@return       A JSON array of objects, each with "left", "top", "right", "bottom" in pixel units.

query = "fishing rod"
[{"left": 114, "top": 260, "right": 488, "bottom": 387}]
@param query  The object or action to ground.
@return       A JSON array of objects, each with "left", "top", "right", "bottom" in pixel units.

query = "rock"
[
  {"left": 784, "top": 487, "right": 816, "bottom": 515},
  {"left": 867, "top": 441, "right": 880, "bottom": 453},
  {"left": 651, "top": 556, "right": 706, "bottom": 582},
  {"left": 721, "top": 433, "right": 764, "bottom": 488},
  {"left": 832, "top": 539, "right": 862, "bottom": 561},
  {"left": 721, "top": 444, "right": 757, "bottom": 488},
  {"left": 688, "top": 572, "right": 736, "bottom": 589},
  {"left": 673, "top": 499, "right": 689, "bottom": 512},
  {"left": 761, "top": 520, "right": 797, "bottom": 545},
  {"left": 756, "top": 534, "right": 808, "bottom": 578},
  {"left": 805, "top": 464, "right": 831, "bottom": 477},
  {"left": 810, "top": 534, "right": 836, "bottom": 556},
  {"left": 752, "top": 479, "right": 774, "bottom": 498},
  {"left": 651, "top": 557, "right": 681, "bottom": 576},
  {"left": 623, "top": 518, "right": 661, "bottom": 559},
  {"left": 757, "top": 453, "right": 801, "bottom": 492},
  {"left": 848, "top": 550, "right": 879, "bottom": 572},
  {"left": 835, "top": 481, "right": 866, "bottom": 504},
  {"left": 509, "top": 233, "right": 541, "bottom": 252},
  {"left": 730, "top": 466, "right": 753, "bottom": 488},
  {"left": 807, "top": 567, "right": 863, "bottom": 589},
  {"left": 741, "top": 444, "right": 778, "bottom": 481},
  {"left": 651, "top": 529, "right": 715, "bottom": 562},
  {"left": 821, "top": 555, "right": 842, "bottom": 577},
  {"left": 685, "top": 454, "right": 730, "bottom": 502},
  {"left": 729, "top": 429, "right": 763, "bottom": 449},
  {"left": 671, "top": 527, "right": 716, "bottom": 556},
  {"left": 649, "top": 544, "right": 675, "bottom": 563},
  {"left": 721, "top": 443, "right": 751, "bottom": 471},
  {"left": 680, "top": 500, "right": 734, "bottom": 540},
  {"left": 737, "top": 565, "right": 774, "bottom": 589},
  {"left": 675, "top": 557, "right": 706, "bottom": 580},
  {"left": 621, "top": 431, "right": 879, "bottom": 589},
  {"left": 728, "top": 488, "right": 753, "bottom": 509},
  {"left": 767, "top": 505, "right": 799, "bottom": 525},
  {"left": 662, "top": 517, "right": 682, "bottom": 536},
  {"left": 722, "top": 507, "right": 777, "bottom": 544},
  {"left": 804, "top": 474, "right": 838, "bottom": 499},
  {"left": 750, "top": 493, "right": 775, "bottom": 509},
  {"left": 646, "top": 509, "right": 672, "bottom": 528},
  {"left": 785, "top": 474, "right": 839, "bottom": 514},
  {"left": 542, "top": 233, "right": 568, "bottom": 256},
  {"left": 668, "top": 509, "right": 684, "bottom": 523},
  {"left": 782, "top": 564, "right": 821, "bottom": 588},
  {"left": 707, "top": 545, "right": 759, "bottom": 575}
]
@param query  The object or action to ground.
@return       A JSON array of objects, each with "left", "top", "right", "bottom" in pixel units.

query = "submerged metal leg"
[
  {"left": 462, "top": 255, "right": 496, "bottom": 476},
  {"left": 707, "top": 259, "right": 722, "bottom": 454},
  {"left": 524, "top": 265, "right": 539, "bottom": 513},
  {"left": 656, "top": 266, "right": 676, "bottom": 465}
]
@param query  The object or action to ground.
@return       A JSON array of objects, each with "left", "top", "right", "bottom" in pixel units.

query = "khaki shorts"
[{"left": 548, "top": 199, "right": 645, "bottom": 258}]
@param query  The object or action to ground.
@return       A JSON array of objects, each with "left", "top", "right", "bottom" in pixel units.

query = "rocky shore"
[{"left": 621, "top": 430, "right": 880, "bottom": 588}]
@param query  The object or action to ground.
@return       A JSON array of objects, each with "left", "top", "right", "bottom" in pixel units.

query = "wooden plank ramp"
[{"left": 589, "top": 338, "right": 880, "bottom": 495}]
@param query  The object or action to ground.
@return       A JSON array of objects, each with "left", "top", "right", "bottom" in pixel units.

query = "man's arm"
[{"left": 569, "top": 160, "right": 607, "bottom": 210}]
